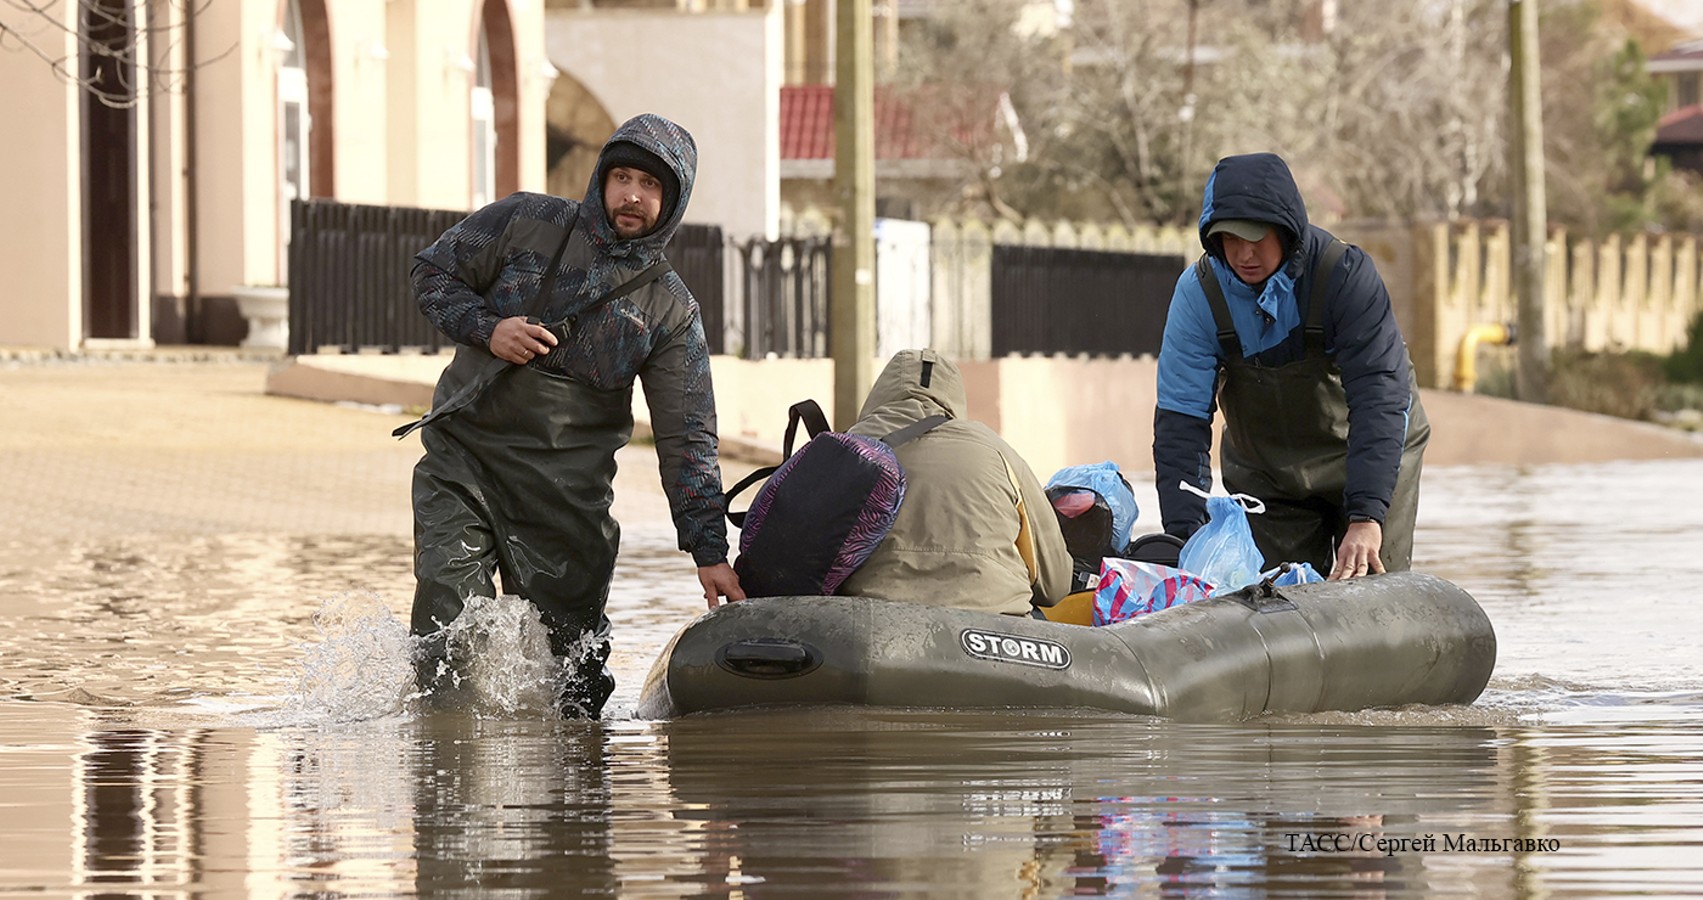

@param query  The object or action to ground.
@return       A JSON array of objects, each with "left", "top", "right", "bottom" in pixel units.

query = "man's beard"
[{"left": 612, "top": 205, "right": 654, "bottom": 237}]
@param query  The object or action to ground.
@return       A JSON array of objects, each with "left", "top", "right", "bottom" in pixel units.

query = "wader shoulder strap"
[
  {"left": 391, "top": 228, "right": 668, "bottom": 440},
  {"left": 1194, "top": 255, "right": 1242, "bottom": 360},
  {"left": 524, "top": 220, "right": 577, "bottom": 319},
  {"left": 1304, "top": 239, "right": 1348, "bottom": 357}
]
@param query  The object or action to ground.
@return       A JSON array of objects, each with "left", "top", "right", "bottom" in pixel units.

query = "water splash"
[
  {"left": 423, "top": 594, "right": 568, "bottom": 718},
  {"left": 283, "top": 591, "right": 416, "bottom": 723},
  {"left": 276, "top": 592, "right": 587, "bottom": 724}
]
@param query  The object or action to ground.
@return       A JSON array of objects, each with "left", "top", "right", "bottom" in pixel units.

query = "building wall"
[
  {"left": 704, "top": 354, "right": 1160, "bottom": 494},
  {"left": 0, "top": 3, "right": 82, "bottom": 348},
  {"left": 3, "top": 0, "right": 549, "bottom": 351},
  {"left": 334, "top": 1, "right": 394, "bottom": 206},
  {"left": 545, "top": 7, "right": 781, "bottom": 239},
  {"left": 148, "top": 0, "right": 192, "bottom": 340}
]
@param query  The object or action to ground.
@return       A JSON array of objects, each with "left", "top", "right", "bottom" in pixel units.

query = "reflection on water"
[{"left": 2, "top": 458, "right": 1703, "bottom": 894}]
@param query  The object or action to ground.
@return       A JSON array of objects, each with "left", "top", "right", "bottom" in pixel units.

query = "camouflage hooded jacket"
[{"left": 410, "top": 114, "right": 729, "bottom": 566}]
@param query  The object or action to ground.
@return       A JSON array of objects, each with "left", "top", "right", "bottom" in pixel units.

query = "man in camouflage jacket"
[{"left": 408, "top": 113, "right": 742, "bottom": 717}]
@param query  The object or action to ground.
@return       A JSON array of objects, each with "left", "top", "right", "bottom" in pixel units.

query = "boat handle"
[{"left": 715, "top": 639, "right": 822, "bottom": 679}]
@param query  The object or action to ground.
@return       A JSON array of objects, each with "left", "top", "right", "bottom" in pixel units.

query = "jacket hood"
[
  {"left": 1197, "top": 153, "right": 1309, "bottom": 270},
  {"left": 850, "top": 348, "right": 965, "bottom": 436},
  {"left": 580, "top": 113, "right": 697, "bottom": 262}
]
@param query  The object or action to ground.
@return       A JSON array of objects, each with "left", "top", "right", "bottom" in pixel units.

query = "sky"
[{"left": 1636, "top": 0, "right": 1703, "bottom": 35}]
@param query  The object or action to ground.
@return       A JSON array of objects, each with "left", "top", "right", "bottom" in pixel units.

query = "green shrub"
[
  {"left": 1548, "top": 348, "right": 1663, "bottom": 420},
  {"left": 1654, "top": 381, "right": 1703, "bottom": 414},
  {"left": 1477, "top": 347, "right": 1662, "bottom": 420},
  {"left": 1664, "top": 311, "right": 1703, "bottom": 385}
]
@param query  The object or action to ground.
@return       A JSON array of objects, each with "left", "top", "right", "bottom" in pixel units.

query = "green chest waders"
[
  {"left": 411, "top": 361, "right": 632, "bottom": 715},
  {"left": 404, "top": 228, "right": 671, "bottom": 718},
  {"left": 1195, "top": 246, "right": 1430, "bottom": 575}
]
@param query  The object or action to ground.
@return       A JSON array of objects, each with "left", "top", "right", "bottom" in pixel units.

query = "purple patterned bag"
[{"left": 726, "top": 400, "right": 943, "bottom": 597}]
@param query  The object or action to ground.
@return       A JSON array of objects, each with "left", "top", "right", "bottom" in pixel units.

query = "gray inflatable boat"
[{"left": 636, "top": 571, "right": 1496, "bottom": 721}]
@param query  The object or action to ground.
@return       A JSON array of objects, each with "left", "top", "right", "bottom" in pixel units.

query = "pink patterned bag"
[{"left": 1092, "top": 558, "right": 1217, "bottom": 626}]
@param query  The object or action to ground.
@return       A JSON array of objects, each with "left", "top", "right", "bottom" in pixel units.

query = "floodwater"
[{"left": 3, "top": 458, "right": 1703, "bottom": 897}]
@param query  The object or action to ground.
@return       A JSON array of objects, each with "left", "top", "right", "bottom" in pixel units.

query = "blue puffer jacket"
[{"left": 1152, "top": 153, "right": 1417, "bottom": 535}]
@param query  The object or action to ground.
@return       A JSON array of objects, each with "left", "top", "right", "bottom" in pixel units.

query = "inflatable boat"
[{"left": 636, "top": 571, "right": 1496, "bottom": 721}]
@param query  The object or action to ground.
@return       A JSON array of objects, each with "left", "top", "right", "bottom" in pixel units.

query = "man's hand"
[
  {"left": 698, "top": 562, "right": 746, "bottom": 609},
  {"left": 489, "top": 316, "right": 558, "bottom": 365},
  {"left": 1330, "top": 520, "right": 1385, "bottom": 581}
]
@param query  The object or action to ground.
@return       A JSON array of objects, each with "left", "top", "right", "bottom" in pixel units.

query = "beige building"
[
  {"left": 2, "top": 0, "right": 552, "bottom": 351},
  {"left": 0, "top": 0, "right": 1013, "bottom": 354}
]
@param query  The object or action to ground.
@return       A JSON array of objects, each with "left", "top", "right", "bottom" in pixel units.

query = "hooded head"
[
  {"left": 601, "top": 141, "right": 680, "bottom": 233},
  {"left": 849, "top": 348, "right": 965, "bottom": 438},
  {"left": 582, "top": 113, "right": 697, "bottom": 260},
  {"left": 1197, "top": 152, "right": 1309, "bottom": 275}
]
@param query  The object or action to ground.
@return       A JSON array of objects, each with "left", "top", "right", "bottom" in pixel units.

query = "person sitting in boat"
[
  {"left": 1152, "top": 152, "right": 1430, "bottom": 580},
  {"left": 835, "top": 348, "right": 1074, "bottom": 615}
]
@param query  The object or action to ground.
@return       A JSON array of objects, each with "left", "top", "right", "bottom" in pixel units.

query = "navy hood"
[
  {"left": 1197, "top": 153, "right": 1309, "bottom": 271},
  {"left": 580, "top": 113, "right": 697, "bottom": 263}
]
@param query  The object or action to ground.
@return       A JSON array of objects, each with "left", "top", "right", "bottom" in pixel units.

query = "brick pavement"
[
  {"left": 1, "top": 355, "right": 750, "bottom": 543},
  {"left": 7, "top": 351, "right": 1697, "bottom": 545}
]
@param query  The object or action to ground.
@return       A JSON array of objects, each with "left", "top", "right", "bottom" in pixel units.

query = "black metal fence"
[
  {"left": 287, "top": 198, "right": 1186, "bottom": 360},
  {"left": 732, "top": 236, "right": 832, "bottom": 359},
  {"left": 287, "top": 199, "right": 726, "bottom": 355},
  {"left": 990, "top": 244, "right": 1186, "bottom": 358},
  {"left": 669, "top": 222, "right": 727, "bottom": 354}
]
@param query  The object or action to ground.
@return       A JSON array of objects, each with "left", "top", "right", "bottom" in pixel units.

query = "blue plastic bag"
[
  {"left": 1262, "top": 561, "right": 1323, "bottom": 586},
  {"left": 1045, "top": 461, "right": 1139, "bottom": 554},
  {"left": 1176, "top": 483, "right": 1266, "bottom": 593}
]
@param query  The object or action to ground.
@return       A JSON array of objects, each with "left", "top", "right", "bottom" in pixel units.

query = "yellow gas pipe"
[{"left": 1452, "top": 323, "right": 1516, "bottom": 393}]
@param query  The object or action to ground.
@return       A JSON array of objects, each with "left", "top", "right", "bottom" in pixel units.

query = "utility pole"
[
  {"left": 832, "top": 0, "right": 876, "bottom": 429},
  {"left": 1509, "top": 0, "right": 1549, "bottom": 403}
]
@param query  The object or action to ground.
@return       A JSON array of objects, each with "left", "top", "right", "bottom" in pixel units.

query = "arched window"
[
  {"left": 278, "top": 0, "right": 310, "bottom": 282},
  {"left": 471, "top": 24, "right": 496, "bottom": 209}
]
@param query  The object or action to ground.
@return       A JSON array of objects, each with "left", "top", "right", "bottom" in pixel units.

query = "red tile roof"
[
  {"left": 1652, "top": 38, "right": 1703, "bottom": 63},
  {"left": 780, "top": 84, "right": 997, "bottom": 161},
  {"left": 1657, "top": 104, "right": 1703, "bottom": 144}
]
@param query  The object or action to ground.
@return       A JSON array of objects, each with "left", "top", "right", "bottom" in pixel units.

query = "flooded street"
[{"left": 3, "top": 372, "right": 1703, "bottom": 896}]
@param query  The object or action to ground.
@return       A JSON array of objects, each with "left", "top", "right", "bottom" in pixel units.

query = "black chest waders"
[
  {"left": 405, "top": 223, "right": 671, "bottom": 718},
  {"left": 1195, "top": 244, "right": 1430, "bottom": 575}
]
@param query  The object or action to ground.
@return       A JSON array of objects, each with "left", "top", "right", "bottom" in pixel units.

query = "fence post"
[
  {"left": 1623, "top": 232, "right": 1648, "bottom": 350},
  {"left": 1407, "top": 222, "right": 1447, "bottom": 389},
  {"left": 1677, "top": 236, "right": 1699, "bottom": 353},
  {"left": 963, "top": 219, "right": 994, "bottom": 360},
  {"left": 1567, "top": 234, "right": 1593, "bottom": 351},
  {"left": 1598, "top": 234, "right": 1623, "bottom": 350}
]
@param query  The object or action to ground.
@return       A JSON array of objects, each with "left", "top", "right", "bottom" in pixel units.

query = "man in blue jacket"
[{"left": 1152, "top": 153, "right": 1429, "bottom": 580}]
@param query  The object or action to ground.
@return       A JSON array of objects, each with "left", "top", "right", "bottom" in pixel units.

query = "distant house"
[
  {"left": 1649, "top": 40, "right": 1703, "bottom": 174},
  {"left": 777, "top": 83, "right": 1027, "bottom": 220},
  {"left": 1655, "top": 104, "right": 1703, "bottom": 175}
]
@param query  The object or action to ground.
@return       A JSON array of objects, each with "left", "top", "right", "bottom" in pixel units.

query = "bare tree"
[
  {"left": 1, "top": 0, "right": 230, "bottom": 109},
  {"left": 1309, "top": 0, "right": 1507, "bottom": 221},
  {"left": 890, "top": 0, "right": 1074, "bottom": 221},
  {"left": 888, "top": 0, "right": 1678, "bottom": 231}
]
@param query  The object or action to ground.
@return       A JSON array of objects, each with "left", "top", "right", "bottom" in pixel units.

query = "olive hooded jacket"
[{"left": 837, "top": 350, "right": 1072, "bottom": 615}]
